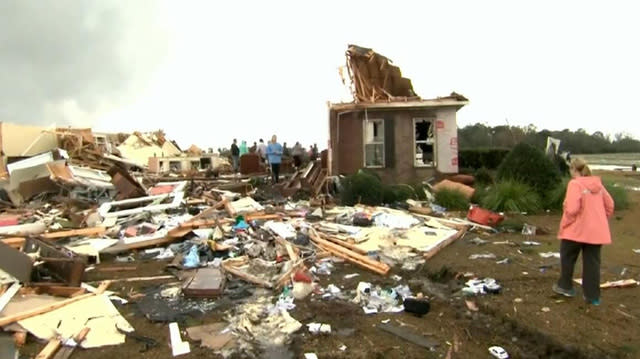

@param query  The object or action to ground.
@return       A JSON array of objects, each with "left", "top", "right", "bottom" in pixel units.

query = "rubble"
[{"left": 0, "top": 126, "right": 494, "bottom": 358}]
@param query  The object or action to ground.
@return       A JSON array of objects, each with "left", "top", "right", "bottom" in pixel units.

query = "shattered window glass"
[{"left": 414, "top": 118, "right": 435, "bottom": 167}]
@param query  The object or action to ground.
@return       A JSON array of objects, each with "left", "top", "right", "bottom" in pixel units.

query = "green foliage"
[
  {"left": 340, "top": 170, "right": 383, "bottom": 206},
  {"left": 435, "top": 189, "right": 470, "bottom": 211},
  {"left": 340, "top": 171, "right": 416, "bottom": 206},
  {"left": 471, "top": 185, "right": 489, "bottom": 204},
  {"left": 458, "top": 123, "right": 640, "bottom": 154},
  {"left": 459, "top": 148, "right": 511, "bottom": 170},
  {"left": 412, "top": 183, "right": 428, "bottom": 200},
  {"left": 481, "top": 180, "right": 542, "bottom": 213},
  {"left": 497, "top": 143, "right": 561, "bottom": 199},
  {"left": 546, "top": 178, "right": 630, "bottom": 211},
  {"left": 474, "top": 167, "right": 494, "bottom": 185},
  {"left": 604, "top": 182, "right": 630, "bottom": 210},
  {"left": 545, "top": 177, "right": 570, "bottom": 211}
]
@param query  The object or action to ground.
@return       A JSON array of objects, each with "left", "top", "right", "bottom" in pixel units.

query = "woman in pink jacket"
[{"left": 553, "top": 159, "right": 614, "bottom": 305}]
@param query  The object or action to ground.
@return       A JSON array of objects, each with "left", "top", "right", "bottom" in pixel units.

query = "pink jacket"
[{"left": 558, "top": 176, "right": 614, "bottom": 245}]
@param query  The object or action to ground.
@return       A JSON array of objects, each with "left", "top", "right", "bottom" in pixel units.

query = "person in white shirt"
[{"left": 257, "top": 139, "right": 268, "bottom": 164}]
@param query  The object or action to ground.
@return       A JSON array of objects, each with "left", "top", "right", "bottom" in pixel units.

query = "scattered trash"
[
  {"left": 378, "top": 323, "right": 438, "bottom": 349},
  {"left": 539, "top": 252, "right": 561, "bottom": 259},
  {"left": 304, "top": 354, "right": 319, "bottom": 359},
  {"left": 469, "top": 253, "right": 497, "bottom": 260},
  {"left": 344, "top": 273, "right": 360, "bottom": 279},
  {"left": 522, "top": 241, "right": 541, "bottom": 246},
  {"left": 339, "top": 344, "right": 347, "bottom": 351},
  {"left": 496, "top": 258, "right": 511, "bottom": 265},
  {"left": 307, "top": 323, "right": 332, "bottom": 335},
  {"left": 469, "top": 237, "right": 489, "bottom": 245},
  {"left": 573, "top": 278, "right": 639, "bottom": 289},
  {"left": 633, "top": 249, "right": 640, "bottom": 254},
  {"left": 514, "top": 298, "right": 523, "bottom": 303},
  {"left": 541, "top": 307, "right": 551, "bottom": 313},
  {"left": 462, "top": 278, "right": 502, "bottom": 295},
  {"left": 489, "top": 346, "right": 510, "bottom": 359},
  {"left": 403, "top": 297, "right": 431, "bottom": 317},
  {"left": 465, "top": 300, "right": 479, "bottom": 312},
  {"left": 169, "top": 322, "right": 191, "bottom": 356},
  {"left": 522, "top": 224, "right": 537, "bottom": 236}
]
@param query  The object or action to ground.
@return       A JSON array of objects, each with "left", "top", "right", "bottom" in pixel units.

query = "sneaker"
[
  {"left": 584, "top": 297, "right": 601, "bottom": 306},
  {"left": 552, "top": 284, "right": 576, "bottom": 297}
]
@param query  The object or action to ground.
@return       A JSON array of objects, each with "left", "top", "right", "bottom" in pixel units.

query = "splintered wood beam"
[{"left": 41, "top": 227, "right": 106, "bottom": 240}]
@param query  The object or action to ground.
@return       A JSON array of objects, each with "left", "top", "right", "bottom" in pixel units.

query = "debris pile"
[{"left": 0, "top": 127, "right": 513, "bottom": 358}]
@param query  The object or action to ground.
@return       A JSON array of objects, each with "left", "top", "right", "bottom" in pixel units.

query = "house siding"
[{"left": 329, "top": 107, "right": 459, "bottom": 184}]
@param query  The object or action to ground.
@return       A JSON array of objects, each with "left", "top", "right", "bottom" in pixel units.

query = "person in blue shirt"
[{"left": 266, "top": 135, "right": 283, "bottom": 183}]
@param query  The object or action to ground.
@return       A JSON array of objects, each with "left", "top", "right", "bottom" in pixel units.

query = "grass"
[
  {"left": 435, "top": 189, "right": 470, "bottom": 211},
  {"left": 482, "top": 180, "right": 542, "bottom": 213}
]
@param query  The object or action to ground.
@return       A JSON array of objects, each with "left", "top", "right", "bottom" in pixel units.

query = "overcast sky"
[{"left": 2, "top": 1, "right": 639, "bottom": 150}]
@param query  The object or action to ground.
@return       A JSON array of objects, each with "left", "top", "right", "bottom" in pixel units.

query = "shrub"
[
  {"left": 604, "top": 182, "right": 630, "bottom": 210},
  {"left": 471, "top": 184, "right": 489, "bottom": 204},
  {"left": 545, "top": 177, "right": 570, "bottom": 211},
  {"left": 339, "top": 170, "right": 384, "bottom": 206},
  {"left": 459, "top": 148, "right": 511, "bottom": 170},
  {"left": 497, "top": 143, "right": 561, "bottom": 199},
  {"left": 474, "top": 167, "right": 494, "bottom": 185},
  {"left": 383, "top": 184, "right": 416, "bottom": 204},
  {"left": 482, "top": 180, "right": 542, "bottom": 213},
  {"left": 435, "top": 189, "right": 470, "bottom": 211}
]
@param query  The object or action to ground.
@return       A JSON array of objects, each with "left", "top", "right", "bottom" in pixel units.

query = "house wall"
[
  {"left": 0, "top": 122, "right": 58, "bottom": 157},
  {"left": 329, "top": 107, "right": 460, "bottom": 184}
]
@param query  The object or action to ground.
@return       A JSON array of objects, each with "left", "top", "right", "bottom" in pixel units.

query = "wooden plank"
[
  {"left": 423, "top": 228, "right": 467, "bottom": 260},
  {"left": 408, "top": 206, "right": 433, "bottom": 216},
  {"left": 0, "top": 282, "right": 21, "bottom": 312},
  {"left": 36, "top": 338, "right": 61, "bottom": 359},
  {"left": 90, "top": 275, "right": 174, "bottom": 284},
  {"left": 97, "top": 266, "right": 137, "bottom": 272},
  {"left": 319, "top": 233, "right": 367, "bottom": 255},
  {"left": 1, "top": 237, "right": 26, "bottom": 249},
  {"left": 221, "top": 262, "right": 273, "bottom": 289},
  {"left": 0, "top": 281, "right": 110, "bottom": 327},
  {"left": 187, "top": 199, "right": 228, "bottom": 223},
  {"left": 310, "top": 233, "right": 389, "bottom": 274},
  {"left": 30, "top": 285, "right": 86, "bottom": 298},
  {"left": 53, "top": 327, "right": 90, "bottom": 359},
  {"left": 41, "top": 227, "right": 106, "bottom": 240}
]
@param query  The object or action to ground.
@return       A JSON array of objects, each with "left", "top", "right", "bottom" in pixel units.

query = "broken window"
[
  {"left": 414, "top": 118, "right": 435, "bottom": 167},
  {"left": 190, "top": 161, "right": 200, "bottom": 170},
  {"left": 169, "top": 161, "right": 182, "bottom": 172},
  {"left": 364, "top": 119, "right": 384, "bottom": 167}
]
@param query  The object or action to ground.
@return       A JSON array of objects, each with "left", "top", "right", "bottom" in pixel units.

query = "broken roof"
[
  {"left": 329, "top": 92, "right": 469, "bottom": 112},
  {"left": 345, "top": 44, "right": 419, "bottom": 103}
]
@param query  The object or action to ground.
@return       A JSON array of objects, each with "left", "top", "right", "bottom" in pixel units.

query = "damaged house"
[{"left": 328, "top": 45, "right": 468, "bottom": 183}]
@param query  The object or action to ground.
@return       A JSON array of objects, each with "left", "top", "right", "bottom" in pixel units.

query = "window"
[
  {"left": 414, "top": 118, "right": 435, "bottom": 167},
  {"left": 364, "top": 119, "right": 384, "bottom": 167},
  {"left": 169, "top": 161, "right": 182, "bottom": 172}
]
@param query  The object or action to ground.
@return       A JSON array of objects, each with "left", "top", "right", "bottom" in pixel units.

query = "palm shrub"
[
  {"left": 339, "top": 170, "right": 384, "bottom": 206},
  {"left": 435, "top": 189, "right": 470, "bottom": 211},
  {"left": 545, "top": 177, "right": 570, "bottom": 211},
  {"left": 497, "top": 143, "right": 561, "bottom": 201},
  {"left": 482, "top": 180, "right": 542, "bottom": 213}
]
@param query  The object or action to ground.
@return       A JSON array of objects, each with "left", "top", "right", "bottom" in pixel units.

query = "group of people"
[{"left": 230, "top": 138, "right": 320, "bottom": 183}]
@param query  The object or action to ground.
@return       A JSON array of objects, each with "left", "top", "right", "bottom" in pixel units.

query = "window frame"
[
  {"left": 363, "top": 118, "right": 385, "bottom": 168},
  {"left": 413, "top": 117, "right": 437, "bottom": 168}
]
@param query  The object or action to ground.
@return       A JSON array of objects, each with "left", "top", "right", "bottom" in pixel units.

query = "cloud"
[{"left": 0, "top": 1, "right": 167, "bottom": 126}]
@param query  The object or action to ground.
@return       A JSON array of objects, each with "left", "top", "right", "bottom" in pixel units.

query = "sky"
[{"left": 2, "top": 0, "right": 639, "bottom": 150}]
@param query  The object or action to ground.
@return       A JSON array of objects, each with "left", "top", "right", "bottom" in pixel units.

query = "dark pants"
[
  {"left": 558, "top": 239, "right": 601, "bottom": 301},
  {"left": 271, "top": 163, "right": 280, "bottom": 183}
]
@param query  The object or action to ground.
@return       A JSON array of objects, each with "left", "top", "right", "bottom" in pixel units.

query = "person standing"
[
  {"left": 311, "top": 143, "right": 319, "bottom": 161},
  {"left": 230, "top": 139, "right": 240, "bottom": 173},
  {"left": 266, "top": 135, "right": 283, "bottom": 183},
  {"left": 282, "top": 142, "right": 290, "bottom": 157},
  {"left": 553, "top": 158, "right": 614, "bottom": 306},
  {"left": 257, "top": 139, "right": 267, "bottom": 165},
  {"left": 239, "top": 141, "right": 248, "bottom": 156},
  {"left": 292, "top": 142, "right": 303, "bottom": 169},
  {"left": 250, "top": 142, "right": 257, "bottom": 153}
]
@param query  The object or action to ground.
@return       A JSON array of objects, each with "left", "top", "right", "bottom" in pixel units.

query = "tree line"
[{"left": 458, "top": 123, "right": 640, "bottom": 154}]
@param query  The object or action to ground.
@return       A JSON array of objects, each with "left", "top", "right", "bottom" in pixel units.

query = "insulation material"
[
  {"left": 230, "top": 197, "right": 264, "bottom": 214},
  {"left": 2, "top": 294, "right": 133, "bottom": 348},
  {"left": 435, "top": 108, "right": 459, "bottom": 174}
]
